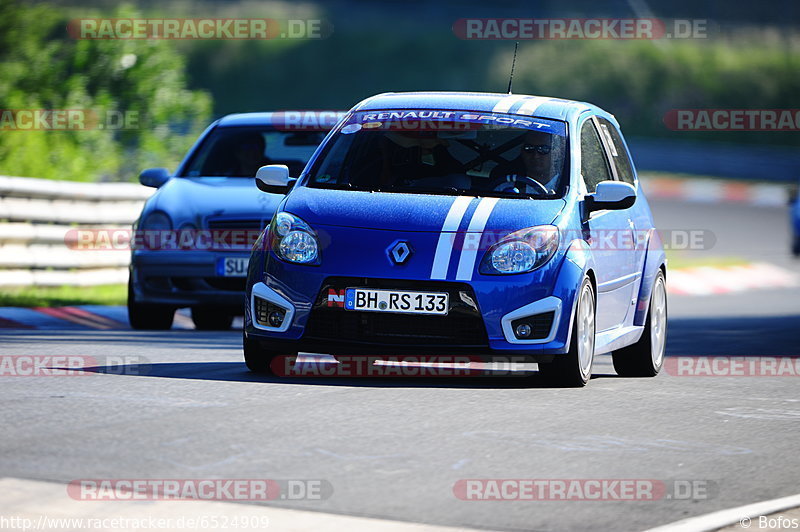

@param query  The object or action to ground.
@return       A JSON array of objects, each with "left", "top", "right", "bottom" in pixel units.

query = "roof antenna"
[{"left": 506, "top": 41, "right": 519, "bottom": 94}]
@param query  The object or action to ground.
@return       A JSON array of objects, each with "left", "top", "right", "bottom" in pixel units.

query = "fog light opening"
[{"left": 255, "top": 296, "right": 289, "bottom": 329}]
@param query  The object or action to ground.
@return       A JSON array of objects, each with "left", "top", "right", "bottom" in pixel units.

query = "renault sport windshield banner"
[{"left": 339, "top": 110, "right": 567, "bottom": 136}]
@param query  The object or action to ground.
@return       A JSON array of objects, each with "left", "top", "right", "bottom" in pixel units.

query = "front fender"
[{"left": 554, "top": 239, "right": 597, "bottom": 348}]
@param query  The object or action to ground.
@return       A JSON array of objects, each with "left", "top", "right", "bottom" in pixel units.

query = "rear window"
[{"left": 305, "top": 110, "right": 569, "bottom": 199}]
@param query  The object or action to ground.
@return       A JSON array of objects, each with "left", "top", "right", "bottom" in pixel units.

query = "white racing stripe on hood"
[
  {"left": 455, "top": 197, "right": 499, "bottom": 281},
  {"left": 430, "top": 196, "right": 473, "bottom": 280}
]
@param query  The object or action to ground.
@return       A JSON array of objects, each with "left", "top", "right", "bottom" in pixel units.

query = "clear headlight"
[
  {"left": 134, "top": 211, "right": 173, "bottom": 250},
  {"left": 139, "top": 211, "right": 172, "bottom": 231},
  {"left": 480, "top": 225, "right": 559, "bottom": 275},
  {"left": 269, "top": 212, "right": 319, "bottom": 265}
]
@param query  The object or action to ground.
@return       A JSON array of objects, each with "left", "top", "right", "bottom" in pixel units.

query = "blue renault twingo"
[{"left": 243, "top": 92, "right": 667, "bottom": 386}]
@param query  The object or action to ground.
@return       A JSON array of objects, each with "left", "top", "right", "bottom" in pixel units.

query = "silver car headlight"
[
  {"left": 270, "top": 212, "right": 319, "bottom": 265},
  {"left": 134, "top": 211, "right": 173, "bottom": 250},
  {"left": 480, "top": 225, "right": 559, "bottom": 275},
  {"left": 139, "top": 211, "right": 172, "bottom": 231}
]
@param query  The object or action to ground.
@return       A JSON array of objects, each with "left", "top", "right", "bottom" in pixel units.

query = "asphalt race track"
[{"left": 1, "top": 197, "right": 799, "bottom": 531}]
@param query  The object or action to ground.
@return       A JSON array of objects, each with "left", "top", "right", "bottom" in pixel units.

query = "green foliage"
[
  {"left": 0, "top": 283, "right": 127, "bottom": 307},
  {"left": 0, "top": 0, "right": 211, "bottom": 181},
  {"left": 496, "top": 36, "right": 800, "bottom": 144},
  {"left": 185, "top": 22, "right": 800, "bottom": 147}
]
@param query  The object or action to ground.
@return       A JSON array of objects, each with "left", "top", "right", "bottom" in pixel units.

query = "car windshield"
[
  {"left": 306, "top": 110, "right": 568, "bottom": 198},
  {"left": 181, "top": 126, "right": 325, "bottom": 178}
]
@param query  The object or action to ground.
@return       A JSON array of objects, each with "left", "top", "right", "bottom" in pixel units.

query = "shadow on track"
[{"left": 74, "top": 361, "right": 565, "bottom": 389}]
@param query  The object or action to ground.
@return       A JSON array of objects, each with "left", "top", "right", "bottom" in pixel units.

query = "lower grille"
[{"left": 304, "top": 277, "right": 488, "bottom": 346}]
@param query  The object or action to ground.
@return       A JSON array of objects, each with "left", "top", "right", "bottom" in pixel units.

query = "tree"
[{"left": 0, "top": 0, "right": 211, "bottom": 181}]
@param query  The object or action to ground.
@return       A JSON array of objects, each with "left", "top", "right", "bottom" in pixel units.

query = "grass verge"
[
  {"left": 665, "top": 251, "right": 750, "bottom": 270},
  {"left": 0, "top": 284, "right": 127, "bottom": 308}
]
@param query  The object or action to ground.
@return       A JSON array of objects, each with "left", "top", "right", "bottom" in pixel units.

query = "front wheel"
[
  {"left": 792, "top": 236, "right": 800, "bottom": 257},
  {"left": 538, "top": 277, "right": 595, "bottom": 387},
  {"left": 612, "top": 270, "right": 667, "bottom": 377}
]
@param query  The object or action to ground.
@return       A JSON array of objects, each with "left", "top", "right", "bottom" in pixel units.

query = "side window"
[
  {"left": 597, "top": 118, "right": 635, "bottom": 185},
  {"left": 580, "top": 120, "right": 612, "bottom": 193}
]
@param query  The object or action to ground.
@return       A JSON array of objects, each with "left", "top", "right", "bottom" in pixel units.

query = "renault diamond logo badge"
[{"left": 389, "top": 241, "right": 412, "bottom": 264}]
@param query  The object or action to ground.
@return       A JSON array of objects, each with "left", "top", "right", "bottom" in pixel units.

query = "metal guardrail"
[
  {"left": 0, "top": 174, "right": 791, "bottom": 287},
  {"left": 0, "top": 176, "right": 152, "bottom": 287}
]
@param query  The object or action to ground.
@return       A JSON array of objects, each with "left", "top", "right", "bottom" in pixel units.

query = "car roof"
[
  {"left": 215, "top": 111, "right": 344, "bottom": 129},
  {"left": 216, "top": 112, "right": 281, "bottom": 127},
  {"left": 351, "top": 91, "right": 613, "bottom": 124}
]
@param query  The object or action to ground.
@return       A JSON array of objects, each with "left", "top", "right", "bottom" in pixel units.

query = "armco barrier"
[
  {"left": 0, "top": 174, "right": 790, "bottom": 287},
  {"left": 0, "top": 175, "right": 152, "bottom": 286}
]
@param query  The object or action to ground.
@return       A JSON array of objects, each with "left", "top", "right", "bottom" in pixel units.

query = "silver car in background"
[{"left": 129, "top": 112, "right": 340, "bottom": 330}]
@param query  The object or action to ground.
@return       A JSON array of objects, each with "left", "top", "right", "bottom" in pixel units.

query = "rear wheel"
[
  {"left": 612, "top": 270, "right": 667, "bottom": 377},
  {"left": 127, "top": 277, "right": 174, "bottom": 330},
  {"left": 538, "top": 277, "right": 595, "bottom": 387},
  {"left": 191, "top": 307, "right": 234, "bottom": 330}
]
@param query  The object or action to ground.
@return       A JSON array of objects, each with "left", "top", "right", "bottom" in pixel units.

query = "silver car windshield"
[{"left": 182, "top": 126, "right": 325, "bottom": 178}]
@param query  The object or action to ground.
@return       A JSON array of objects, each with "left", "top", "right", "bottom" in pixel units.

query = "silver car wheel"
[{"left": 650, "top": 275, "right": 667, "bottom": 368}]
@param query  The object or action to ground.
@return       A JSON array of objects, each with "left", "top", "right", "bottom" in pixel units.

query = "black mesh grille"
[
  {"left": 207, "top": 219, "right": 264, "bottom": 231},
  {"left": 304, "top": 277, "right": 488, "bottom": 347}
]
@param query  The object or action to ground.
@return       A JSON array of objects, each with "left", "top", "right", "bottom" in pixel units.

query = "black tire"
[
  {"left": 243, "top": 331, "right": 295, "bottom": 374},
  {"left": 792, "top": 236, "right": 800, "bottom": 257},
  {"left": 612, "top": 270, "right": 667, "bottom": 377},
  {"left": 538, "top": 277, "right": 595, "bottom": 387},
  {"left": 191, "top": 307, "right": 234, "bottom": 330},
  {"left": 127, "top": 277, "right": 174, "bottom": 330}
]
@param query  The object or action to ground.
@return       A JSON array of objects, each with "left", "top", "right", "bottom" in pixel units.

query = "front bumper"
[
  {"left": 244, "top": 252, "right": 586, "bottom": 359},
  {"left": 131, "top": 250, "right": 249, "bottom": 308}
]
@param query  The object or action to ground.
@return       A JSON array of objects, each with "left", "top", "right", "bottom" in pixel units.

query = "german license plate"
[
  {"left": 216, "top": 257, "right": 249, "bottom": 277},
  {"left": 344, "top": 288, "right": 448, "bottom": 315}
]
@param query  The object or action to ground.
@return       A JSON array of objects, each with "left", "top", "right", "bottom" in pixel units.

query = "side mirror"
[
  {"left": 586, "top": 181, "right": 636, "bottom": 213},
  {"left": 255, "top": 164, "right": 294, "bottom": 194},
  {"left": 139, "top": 168, "right": 170, "bottom": 188}
]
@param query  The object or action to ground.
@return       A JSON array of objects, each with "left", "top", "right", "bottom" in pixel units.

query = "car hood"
[
  {"left": 149, "top": 177, "right": 282, "bottom": 224},
  {"left": 283, "top": 186, "right": 566, "bottom": 232}
]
